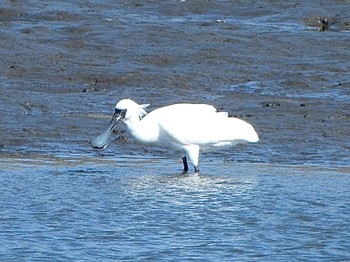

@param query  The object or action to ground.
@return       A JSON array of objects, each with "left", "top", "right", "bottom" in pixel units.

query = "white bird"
[{"left": 91, "top": 99, "right": 259, "bottom": 173}]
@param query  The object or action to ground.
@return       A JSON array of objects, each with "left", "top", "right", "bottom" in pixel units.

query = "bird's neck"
[{"left": 123, "top": 116, "right": 157, "bottom": 143}]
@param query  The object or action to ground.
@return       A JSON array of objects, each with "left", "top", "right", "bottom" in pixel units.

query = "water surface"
[{"left": 1, "top": 156, "right": 349, "bottom": 261}]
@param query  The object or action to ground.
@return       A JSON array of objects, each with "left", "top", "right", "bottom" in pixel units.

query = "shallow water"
[
  {"left": 1, "top": 0, "right": 350, "bottom": 260},
  {"left": 1, "top": 156, "right": 350, "bottom": 261}
]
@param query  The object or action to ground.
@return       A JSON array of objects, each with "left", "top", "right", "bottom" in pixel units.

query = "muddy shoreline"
[{"left": 1, "top": 1, "right": 349, "bottom": 167}]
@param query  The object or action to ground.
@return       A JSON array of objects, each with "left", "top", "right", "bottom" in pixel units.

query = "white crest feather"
[{"left": 139, "top": 104, "right": 150, "bottom": 119}]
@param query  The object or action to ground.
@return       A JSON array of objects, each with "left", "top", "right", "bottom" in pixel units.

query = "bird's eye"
[{"left": 115, "top": 108, "right": 127, "bottom": 115}]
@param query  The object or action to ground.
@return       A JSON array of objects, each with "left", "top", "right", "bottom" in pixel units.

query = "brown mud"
[{"left": 1, "top": 1, "right": 349, "bottom": 168}]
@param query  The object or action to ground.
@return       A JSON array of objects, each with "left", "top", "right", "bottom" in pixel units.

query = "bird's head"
[
  {"left": 90, "top": 99, "right": 149, "bottom": 149},
  {"left": 115, "top": 98, "right": 149, "bottom": 121}
]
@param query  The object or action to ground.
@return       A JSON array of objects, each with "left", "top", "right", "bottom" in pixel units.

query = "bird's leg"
[
  {"left": 184, "top": 145, "right": 200, "bottom": 174},
  {"left": 194, "top": 166, "right": 199, "bottom": 173},
  {"left": 182, "top": 156, "right": 189, "bottom": 173}
]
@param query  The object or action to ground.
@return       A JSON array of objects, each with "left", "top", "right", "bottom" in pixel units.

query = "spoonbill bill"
[{"left": 91, "top": 99, "right": 259, "bottom": 173}]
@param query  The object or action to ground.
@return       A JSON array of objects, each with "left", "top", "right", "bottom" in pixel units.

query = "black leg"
[
  {"left": 194, "top": 166, "right": 199, "bottom": 173},
  {"left": 182, "top": 156, "right": 189, "bottom": 173}
]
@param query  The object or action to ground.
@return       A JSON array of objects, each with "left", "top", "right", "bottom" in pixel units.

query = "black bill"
[{"left": 90, "top": 109, "right": 126, "bottom": 149}]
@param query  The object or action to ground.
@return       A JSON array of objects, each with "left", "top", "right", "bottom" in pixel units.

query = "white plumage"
[{"left": 91, "top": 99, "right": 259, "bottom": 173}]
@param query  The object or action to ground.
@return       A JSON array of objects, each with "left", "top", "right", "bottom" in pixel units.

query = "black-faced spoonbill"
[{"left": 91, "top": 99, "right": 259, "bottom": 173}]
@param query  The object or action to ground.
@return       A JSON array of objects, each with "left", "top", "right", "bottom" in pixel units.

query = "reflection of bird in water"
[{"left": 91, "top": 99, "right": 259, "bottom": 173}]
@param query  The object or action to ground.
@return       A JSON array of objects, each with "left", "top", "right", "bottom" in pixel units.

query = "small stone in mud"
[
  {"left": 262, "top": 102, "right": 280, "bottom": 107},
  {"left": 82, "top": 86, "right": 105, "bottom": 93},
  {"left": 82, "top": 86, "right": 95, "bottom": 93},
  {"left": 23, "top": 128, "right": 37, "bottom": 135},
  {"left": 221, "top": 38, "right": 235, "bottom": 43},
  {"left": 216, "top": 19, "right": 226, "bottom": 24},
  {"left": 115, "top": 135, "right": 128, "bottom": 143},
  {"left": 233, "top": 114, "right": 253, "bottom": 119},
  {"left": 91, "top": 78, "right": 99, "bottom": 85},
  {"left": 304, "top": 16, "right": 336, "bottom": 32},
  {"left": 318, "top": 18, "right": 329, "bottom": 32}
]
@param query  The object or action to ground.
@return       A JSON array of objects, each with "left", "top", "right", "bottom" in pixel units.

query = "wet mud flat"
[{"left": 1, "top": 0, "right": 349, "bottom": 167}]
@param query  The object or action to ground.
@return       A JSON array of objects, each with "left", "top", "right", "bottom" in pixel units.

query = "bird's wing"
[
  {"left": 155, "top": 104, "right": 257, "bottom": 146},
  {"left": 155, "top": 104, "right": 218, "bottom": 142}
]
